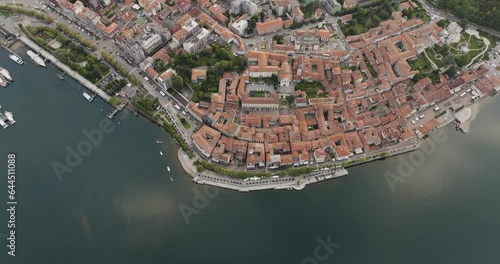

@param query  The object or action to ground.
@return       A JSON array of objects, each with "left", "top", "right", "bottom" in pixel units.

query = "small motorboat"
[
  {"left": 160, "top": 151, "right": 163, "bottom": 156},
  {"left": 170, "top": 177, "right": 174, "bottom": 182},
  {"left": 155, "top": 139, "right": 162, "bottom": 144},
  {"left": 118, "top": 121, "right": 121, "bottom": 125},
  {"left": 167, "top": 166, "right": 171, "bottom": 172}
]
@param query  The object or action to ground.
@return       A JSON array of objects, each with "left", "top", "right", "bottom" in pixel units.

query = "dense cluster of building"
[
  {"left": 187, "top": 1, "right": 499, "bottom": 170},
  {"left": 51, "top": 0, "right": 499, "bottom": 171}
]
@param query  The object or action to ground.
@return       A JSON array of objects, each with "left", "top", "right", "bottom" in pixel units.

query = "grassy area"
[
  {"left": 410, "top": 54, "right": 431, "bottom": 71},
  {"left": 0, "top": 5, "right": 53, "bottom": 22},
  {"left": 425, "top": 48, "right": 445, "bottom": 68},
  {"left": 295, "top": 80, "right": 325, "bottom": 98},
  {"left": 0, "top": 10, "right": 10, "bottom": 17},
  {"left": 177, "top": 114, "right": 191, "bottom": 129},
  {"left": 108, "top": 96, "right": 121, "bottom": 106},
  {"left": 249, "top": 91, "right": 267, "bottom": 97}
]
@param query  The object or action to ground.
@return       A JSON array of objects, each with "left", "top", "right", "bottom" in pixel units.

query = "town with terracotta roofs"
[{"left": 19, "top": 0, "right": 500, "bottom": 188}]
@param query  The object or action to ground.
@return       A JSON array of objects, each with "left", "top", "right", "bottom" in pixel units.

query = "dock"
[
  {"left": 107, "top": 108, "right": 119, "bottom": 119},
  {"left": 14, "top": 35, "right": 110, "bottom": 101}
]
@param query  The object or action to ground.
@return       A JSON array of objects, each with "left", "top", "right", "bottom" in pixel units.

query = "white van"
[{"left": 159, "top": 91, "right": 166, "bottom": 97}]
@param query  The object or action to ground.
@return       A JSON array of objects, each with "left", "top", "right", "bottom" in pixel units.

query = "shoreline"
[
  {"left": 2, "top": 30, "right": 114, "bottom": 109},
  {"left": 175, "top": 138, "right": 424, "bottom": 192}
]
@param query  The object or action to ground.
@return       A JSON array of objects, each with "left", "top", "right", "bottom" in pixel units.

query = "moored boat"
[
  {"left": 0, "top": 68, "right": 13, "bottom": 82},
  {"left": 83, "top": 92, "right": 94, "bottom": 102},
  {"left": 27, "top": 50, "right": 46, "bottom": 67},
  {"left": 9, "top": 54, "right": 24, "bottom": 65},
  {"left": 0, "top": 78, "right": 7, "bottom": 87}
]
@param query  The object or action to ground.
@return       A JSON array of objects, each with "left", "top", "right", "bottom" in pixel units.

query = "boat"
[
  {"left": 4, "top": 111, "right": 15, "bottom": 125},
  {"left": 56, "top": 72, "right": 65, "bottom": 80},
  {"left": 167, "top": 166, "right": 170, "bottom": 172},
  {"left": 0, "top": 104, "right": 2, "bottom": 109},
  {"left": 0, "top": 118, "right": 7, "bottom": 129},
  {"left": 160, "top": 151, "right": 163, "bottom": 155},
  {"left": 0, "top": 68, "right": 13, "bottom": 82},
  {"left": 83, "top": 92, "right": 93, "bottom": 102},
  {"left": 155, "top": 139, "right": 162, "bottom": 144},
  {"left": 117, "top": 121, "right": 121, "bottom": 125},
  {"left": 9, "top": 54, "right": 24, "bottom": 65},
  {"left": 0, "top": 78, "right": 7, "bottom": 87},
  {"left": 27, "top": 50, "right": 46, "bottom": 67},
  {"left": 170, "top": 177, "right": 174, "bottom": 182}
]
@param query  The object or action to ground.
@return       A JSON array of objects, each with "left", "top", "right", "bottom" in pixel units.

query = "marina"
[{"left": 27, "top": 50, "right": 46, "bottom": 67}]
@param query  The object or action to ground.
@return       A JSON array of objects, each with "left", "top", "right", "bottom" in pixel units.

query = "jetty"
[{"left": 14, "top": 35, "right": 110, "bottom": 101}]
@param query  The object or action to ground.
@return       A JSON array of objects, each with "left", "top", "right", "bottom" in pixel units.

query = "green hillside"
[{"left": 435, "top": 0, "right": 499, "bottom": 31}]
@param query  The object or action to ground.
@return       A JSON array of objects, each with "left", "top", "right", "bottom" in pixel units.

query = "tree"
[{"left": 171, "top": 75, "right": 184, "bottom": 91}]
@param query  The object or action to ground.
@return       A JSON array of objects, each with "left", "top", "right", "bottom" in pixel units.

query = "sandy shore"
[{"left": 462, "top": 97, "right": 487, "bottom": 132}]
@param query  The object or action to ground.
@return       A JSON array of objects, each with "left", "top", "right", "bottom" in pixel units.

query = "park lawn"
[
  {"left": 177, "top": 114, "right": 191, "bottom": 129},
  {"left": 425, "top": 48, "right": 445, "bottom": 68},
  {"left": 250, "top": 91, "right": 266, "bottom": 97},
  {"left": 410, "top": 55, "right": 430, "bottom": 71},
  {"left": 108, "top": 96, "right": 121, "bottom": 106},
  {"left": 468, "top": 35, "right": 485, "bottom": 50}
]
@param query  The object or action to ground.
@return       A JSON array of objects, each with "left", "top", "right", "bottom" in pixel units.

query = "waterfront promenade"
[
  {"left": 16, "top": 35, "right": 111, "bottom": 101},
  {"left": 178, "top": 149, "right": 348, "bottom": 192}
]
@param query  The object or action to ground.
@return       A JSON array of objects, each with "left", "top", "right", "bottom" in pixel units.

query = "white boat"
[
  {"left": 4, "top": 111, "right": 15, "bottom": 125},
  {"left": 167, "top": 166, "right": 170, "bottom": 172},
  {"left": 0, "top": 68, "right": 13, "bottom": 82},
  {"left": 27, "top": 50, "right": 46, "bottom": 67},
  {"left": 9, "top": 54, "right": 24, "bottom": 65},
  {"left": 0, "top": 118, "right": 7, "bottom": 129},
  {"left": 170, "top": 177, "right": 174, "bottom": 182},
  {"left": 0, "top": 78, "right": 7, "bottom": 87},
  {"left": 82, "top": 92, "right": 93, "bottom": 102},
  {"left": 160, "top": 151, "right": 163, "bottom": 155},
  {"left": 155, "top": 139, "right": 162, "bottom": 144}
]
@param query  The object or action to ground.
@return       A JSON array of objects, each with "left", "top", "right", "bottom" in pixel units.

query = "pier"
[{"left": 14, "top": 36, "right": 111, "bottom": 101}]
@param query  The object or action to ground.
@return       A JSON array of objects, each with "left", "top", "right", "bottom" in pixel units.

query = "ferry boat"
[
  {"left": 9, "top": 54, "right": 24, "bottom": 65},
  {"left": 0, "top": 78, "right": 7, "bottom": 87},
  {"left": 27, "top": 50, "right": 46, "bottom": 67},
  {"left": 0, "top": 68, "right": 13, "bottom": 82},
  {"left": 0, "top": 110, "right": 15, "bottom": 129},
  {"left": 82, "top": 92, "right": 93, "bottom": 102},
  {"left": 0, "top": 116, "right": 7, "bottom": 129},
  {"left": 4, "top": 111, "right": 15, "bottom": 125}
]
